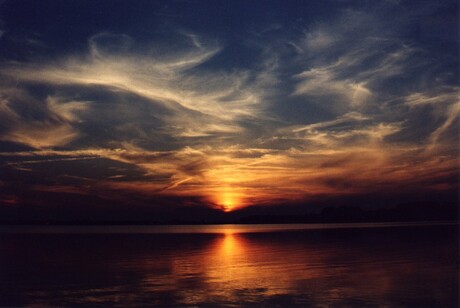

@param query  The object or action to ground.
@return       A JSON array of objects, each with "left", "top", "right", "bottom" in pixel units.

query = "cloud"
[
  {"left": 405, "top": 90, "right": 458, "bottom": 108},
  {"left": 0, "top": 88, "right": 88, "bottom": 148},
  {"left": 427, "top": 101, "right": 460, "bottom": 151},
  {"left": 294, "top": 68, "right": 373, "bottom": 108},
  {"left": 0, "top": 115, "right": 456, "bottom": 210},
  {"left": 292, "top": 36, "right": 413, "bottom": 112},
  {"left": 2, "top": 123, "right": 78, "bottom": 149},
  {"left": 46, "top": 96, "right": 90, "bottom": 123},
  {"left": 303, "top": 29, "right": 336, "bottom": 52},
  {"left": 0, "top": 2, "right": 457, "bottom": 212},
  {"left": 404, "top": 87, "right": 459, "bottom": 151},
  {"left": 1, "top": 32, "right": 277, "bottom": 148}
]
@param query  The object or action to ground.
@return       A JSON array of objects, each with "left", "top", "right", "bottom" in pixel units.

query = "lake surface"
[{"left": 0, "top": 223, "right": 458, "bottom": 306}]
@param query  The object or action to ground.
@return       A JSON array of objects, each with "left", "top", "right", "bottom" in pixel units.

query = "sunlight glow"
[
  {"left": 221, "top": 232, "right": 237, "bottom": 255},
  {"left": 216, "top": 189, "right": 242, "bottom": 212}
]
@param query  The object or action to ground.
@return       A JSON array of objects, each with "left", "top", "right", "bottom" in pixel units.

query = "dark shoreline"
[{"left": 1, "top": 202, "right": 457, "bottom": 226}]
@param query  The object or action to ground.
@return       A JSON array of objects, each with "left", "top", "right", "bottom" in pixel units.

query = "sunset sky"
[{"left": 0, "top": 0, "right": 458, "bottom": 222}]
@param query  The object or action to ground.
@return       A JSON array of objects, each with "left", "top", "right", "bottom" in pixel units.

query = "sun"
[
  {"left": 219, "top": 190, "right": 240, "bottom": 212},
  {"left": 222, "top": 198, "right": 236, "bottom": 212}
]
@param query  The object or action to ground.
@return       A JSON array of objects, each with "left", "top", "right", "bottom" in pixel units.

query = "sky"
[{"left": 0, "top": 0, "right": 458, "bottom": 222}]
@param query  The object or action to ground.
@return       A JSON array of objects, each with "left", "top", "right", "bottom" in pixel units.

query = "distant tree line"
[
  {"left": 238, "top": 202, "right": 458, "bottom": 224},
  {"left": 1, "top": 202, "right": 457, "bottom": 225}
]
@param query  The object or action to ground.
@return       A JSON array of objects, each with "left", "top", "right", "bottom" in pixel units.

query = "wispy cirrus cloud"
[
  {"left": 0, "top": 87, "right": 89, "bottom": 148},
  {"left": 0, "top": 0, "right": 457, "bottom": 213},
  {"left": 3, "top": 32, "right": 268, "bottom": 117}
]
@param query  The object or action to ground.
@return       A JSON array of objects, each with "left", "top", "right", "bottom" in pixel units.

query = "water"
[{"left": 0, "top": 223, "right": 458, "bottom": 306}]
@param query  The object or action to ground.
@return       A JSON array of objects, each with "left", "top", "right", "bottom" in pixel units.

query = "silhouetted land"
[
  {"left": 239, "top": 202, "right": 458, "bottom": 224},
  {"left": 0, "top": 202, "right": 457, "bottom": 225}
]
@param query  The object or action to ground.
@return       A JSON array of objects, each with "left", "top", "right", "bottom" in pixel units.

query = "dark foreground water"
[{"left": 0, "top": 223, "right": 458, "bottom": 307}]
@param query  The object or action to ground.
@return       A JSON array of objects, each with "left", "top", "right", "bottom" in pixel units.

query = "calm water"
[{"left": 0, "top": 223, "right": 458, "bottom": 307}]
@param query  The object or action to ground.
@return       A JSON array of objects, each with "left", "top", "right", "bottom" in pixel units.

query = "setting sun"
[
  {"left": 219, "top": 190, "right": 240, "bottom": 212},
  {"left": 222, "top": 200, "right": 235, "bottom": 212}
]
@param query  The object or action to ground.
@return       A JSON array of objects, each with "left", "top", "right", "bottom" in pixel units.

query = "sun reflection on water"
[
  {"left": 1, "top": 225, "right": 456, "bottom": 306},
  {"left": 218, "top": 229, "right": 245, "bottom": 263}
]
